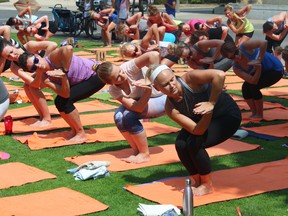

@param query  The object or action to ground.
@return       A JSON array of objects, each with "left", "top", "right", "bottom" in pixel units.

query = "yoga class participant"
[
  {"left": 0, "top": 38, "right": 57, "bottom": 127},
  {"left": 145, "top": 64, "right": 241, "bottom": 196},
  {"left": 224, "top": 4, "right": 254, "bottom": 47},
  {"left": 94, "top": 51, "right": 166, "bottom": 163},
  {"left": 18, "top": 46, "right": 105, "bottom": 142},
  {"left": 221, "top": 39, "right": 283, "bottom": 119}
]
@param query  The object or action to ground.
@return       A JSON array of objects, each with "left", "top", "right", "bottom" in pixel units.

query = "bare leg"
[
  {"left": 238, "top": 35, "right": 251, "bottom": 47},
  {"left": 0, "top": 25, "right": 11, "bottom": 40},
  {"left": 17, "top": 31, "right": 27, "bottom": 44},
  {"left": 252, "top": 98, "right": 263, "bottom": 119},
  {"left": 60, "top": 109, "right": 87, "bottom": 143},
  {"left": 101, "top": 29, "right": 107, "bottom": 46},
  {"left": 192, "top": 173, "right": 214, "bottom": 196},
  {"left": 191, "top": 174, "right": 201, "bottom": 187},
  {"left": 245, "top": 98, "right": 256, "bottom": 117},
  {"left": 121, "top": 130, "right": 150, "bottom": 164},
  {"left": 23, "top": 85, "right": 52, "bottom": 127}
]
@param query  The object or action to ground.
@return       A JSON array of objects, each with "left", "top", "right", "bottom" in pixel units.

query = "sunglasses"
[
  {"left": 27, "top": 56, "right": 39, "bottom": 72},
  {"left": 132, "top": 46, "right": 139, "bottom": 57}
]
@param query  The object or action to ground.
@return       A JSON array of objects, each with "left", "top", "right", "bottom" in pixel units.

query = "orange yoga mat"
[
  {"left": 0, "top": 112, "right": 115, "bottom": 135},
  {"left": 13, "top": 122, "right": 180, "bottom": 150},
  {"left": 125, "top": 158, "right": 288, "bottom": 208},
  {"left": 241, "top": 108, "right": 288, "bottom": 123},
  {"left": 236, "top": 101, "right": 284, "bottom": 111},
  {"left": 224, "top": 75, "right": 243, "bottom": 84},
  {"left": 6, "top": 85, "right": 23, "bottom": 91},
  {"left": 229, "top": 94, "right": 244, "bottom": 101},
  {"left": 0, "top": 162, "right": 56, "bottom": 189},
  {"left": 65, "top": 139, "right": 260, "bottom": 172},
  {"left": 225, "top": 82, "right": 242, "bottom": 90},
  {"left": 261, "top": 87, "right": 288, "bottom": 96},
  {"left": 9, "top": 90, "right": 53, "bottom": 104},
  {"left": 0, "top": 187, "right": 109, "bottom": 216},
  {"left": 242, "top": 122, "right": 288, "bottom": 138},
  {"left": 6, "top": 100, "right": 117, "bottom": 119}
]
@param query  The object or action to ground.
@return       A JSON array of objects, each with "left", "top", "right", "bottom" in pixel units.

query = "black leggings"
[
  {"left": 175, "top": 115, "right": 241, "bottom": 176},
  {"left": 55, "top": 74, "right": 105, "bottom": 113},
  {"left": 242, "top": 70, "right": 283, "bottom": 100}
]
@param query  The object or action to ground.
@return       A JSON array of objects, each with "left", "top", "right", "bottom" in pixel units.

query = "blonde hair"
[
  {"left": 115, "top": 21, "right": 126, "bottom": 37},
  {"left": 146, "top": 64, "right": 162, "bottom": 83},
  {"left": 93, "top": 61, "right": 114, "bottom": 84},
  {"left": 119, "top": 41, "right": 141, "bottom": 59},
  {"left": 167, "top": 42, "right": 190, "bottom": 57},
  {"left": 224, "top": 4, "right": 234, "bottom": 12}
]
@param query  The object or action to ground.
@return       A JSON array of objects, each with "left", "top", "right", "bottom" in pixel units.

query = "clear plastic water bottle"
[{"left": 183, "top": 178, "right": 193, "bottom": 216}]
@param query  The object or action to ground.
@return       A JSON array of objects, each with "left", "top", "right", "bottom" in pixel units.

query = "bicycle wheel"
[
  {"left": 70, "top": 17, "right": 83, "bottom": 37},
  {"left": 86, "top": 19, "right": 100, "bottom": 39}
]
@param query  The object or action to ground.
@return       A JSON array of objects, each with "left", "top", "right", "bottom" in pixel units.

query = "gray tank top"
[{"left": 168, "top": 76, "right": 241, "bottom": 122}]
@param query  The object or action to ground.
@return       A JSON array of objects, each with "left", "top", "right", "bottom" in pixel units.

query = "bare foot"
[
  {"left": 192, "top": 184, "right": 213, "bottom": 196},
  {"left": 30, "top": 120, "right": 52, "bottom": 127},
  {"left": 105, "top": 45, "right": 112, "bottom": 48},
  {"left": 67, "top": 134, "right": 87, "bottom": 143},
  {"left": 132, "top": 153, "right": 150, "bottom": 164},
  {"left": 249, "top": 114, "right": 263, "bottom": 120},
  {"left": 121, "top": 155, "right": 136, "bottom": 163}
]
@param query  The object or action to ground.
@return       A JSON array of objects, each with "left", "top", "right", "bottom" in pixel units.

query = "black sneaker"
[{"left": 283, "top": 71, "right": 288, "bottom": 79}]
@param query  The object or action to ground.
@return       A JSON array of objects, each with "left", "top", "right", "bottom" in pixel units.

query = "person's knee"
[{"left": 55, "top": 96, "right": 74, "bottom": 113}]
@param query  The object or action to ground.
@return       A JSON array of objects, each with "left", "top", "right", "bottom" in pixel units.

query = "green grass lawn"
[{"left": 0, "top": 33, "right": 287, "bottom": 215}]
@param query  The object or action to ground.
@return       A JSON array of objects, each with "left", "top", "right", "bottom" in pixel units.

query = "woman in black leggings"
[{"left": 146, "top": 64, "right": 241, "bottom": 196}]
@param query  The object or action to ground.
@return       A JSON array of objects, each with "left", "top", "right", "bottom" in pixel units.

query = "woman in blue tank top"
[
  {"left": 221, "top": 39, "right": 283, "bottom": 119},
  {"left": 145, "top": 64, "right": 241, "bottom": 196}
]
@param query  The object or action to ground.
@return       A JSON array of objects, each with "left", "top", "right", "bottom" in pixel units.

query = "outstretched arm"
[
  {"left": 237, "top": 4, "right": 252, "bottom": 18},
  {"left": 135, "top": 51, "right": 160, "bottom": 68},
  {"left": 47, "top": 46, "right": 73, "bottom": 72},
  {"left": 227, "top": 18, "right": 245, "bottom": 34},
  {"left": 206, "top": 16, "right": 222, "bottom": 27},
  {"left": 24, "top": 41, "right": 58, "bottom": 56}
]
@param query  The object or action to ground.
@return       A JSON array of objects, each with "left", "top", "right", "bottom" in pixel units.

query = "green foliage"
[{"left": 1, "top": 33, "right": 287, "bottom": 216}]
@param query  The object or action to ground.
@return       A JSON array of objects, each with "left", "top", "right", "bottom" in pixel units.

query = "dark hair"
[
  {"left": 177, "top": 22, "right": 185, "bottom": 31},
  {"left": 6, "top": 17, "right": 16, "bottom": 26},
  {"left": 189, "top": 30, "right": 209, "bottom": 45},
  {"left": 220, "top": 41, "right": 238, "bottom": 58},
  {"left": 194, "top": 22, "right": 202, "bottom": 30},
  {"left": 0, "top": 38, "right": 13, "bottom": 55},
  {"left": 18, "top": 51, "right": 35, "bottom": 72},
  {"left": 263, "top": 21, "right": 273, "bottom": 33},
  {"left": 282, "top": 45, "right": 288, "bottom": 62}
]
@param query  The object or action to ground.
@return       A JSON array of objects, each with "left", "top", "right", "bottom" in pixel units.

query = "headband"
[{"left": 149, "top": 65, "right": 170, "bottom": 83}]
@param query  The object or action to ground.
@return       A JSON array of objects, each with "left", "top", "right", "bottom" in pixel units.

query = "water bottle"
[
  {"left": 4, "top": 115, "right": 13, "bottom": 135},
  {"left": 183, "top": 178, "right": 193, "bottom": 216}
]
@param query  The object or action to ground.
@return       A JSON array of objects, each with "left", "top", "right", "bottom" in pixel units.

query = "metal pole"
[{"left": 176, "top": 0, "right": 180, "bottom": 13}]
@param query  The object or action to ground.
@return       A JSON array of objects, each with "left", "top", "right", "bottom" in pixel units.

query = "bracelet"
[{"left": 62, "top": 69, "right": 69, "bottom": 73}]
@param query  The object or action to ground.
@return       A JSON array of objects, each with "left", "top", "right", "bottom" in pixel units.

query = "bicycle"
[
  {"left": 50, "top": 4, "right": 99, "bottom": 39},
  {"left": 70, "top": 10, "right": 99, "bottom": 39}
]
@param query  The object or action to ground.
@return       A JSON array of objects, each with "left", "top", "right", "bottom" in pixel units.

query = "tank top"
[
  {"left": 234, "top": 45, "right": 283, "bottom": 75},
  {"left": 168, "top": 76, "right": 241, "bottom": 122},
  {"left": 45, "top": 56, "right": 97, "bottom": 86},
  {"left": 232, "top": 14, "right": 254, "bottom": 34}
]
